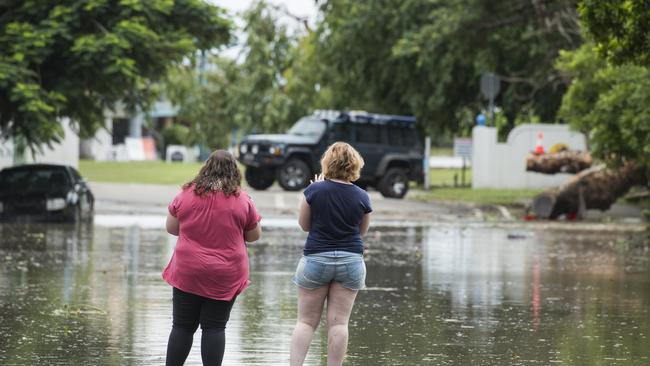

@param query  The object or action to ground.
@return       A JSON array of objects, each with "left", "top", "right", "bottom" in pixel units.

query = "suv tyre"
[
  {"left": 277, "top": 158, "right": 310, "bottom": 191},
  {"left": 379, "top": 168, "right": 409, "bottom": 198},
  {"left": 245, "top": 167, "right": 275, "bottom": 190}
]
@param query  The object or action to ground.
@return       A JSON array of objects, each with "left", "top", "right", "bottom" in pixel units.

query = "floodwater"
[{"left": 0, "top": 217, "right": 648, "bottom": 365}]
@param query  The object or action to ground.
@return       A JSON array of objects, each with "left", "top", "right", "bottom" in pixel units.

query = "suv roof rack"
[
  {"left": 312, "top": 109, "right": 342, "bottom": 120},
  {"left": 346, "top": 111, "right": 416, "bottom": 124},
  {"left": 311, "top": 110, "right": 416, "bottom": 124}
]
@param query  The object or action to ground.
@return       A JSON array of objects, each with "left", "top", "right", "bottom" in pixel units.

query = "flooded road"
[{"left": 0, "top": 218, "right": 648, "bottom": 365}]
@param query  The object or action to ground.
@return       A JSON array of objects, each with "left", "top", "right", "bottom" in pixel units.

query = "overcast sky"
[
  {"left": 208, "top": 0, "right": 318, "bottom": 59},
  {"left": 211, "top": 0, "right": 317, "bottom": 21}
]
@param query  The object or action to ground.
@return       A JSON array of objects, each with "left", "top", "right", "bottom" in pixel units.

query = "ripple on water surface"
[{"left": 0, "top": 221, "right": 648, "bottom": 365}]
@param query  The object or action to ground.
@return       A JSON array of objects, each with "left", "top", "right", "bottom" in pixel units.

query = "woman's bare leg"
[
  {"left": 325, "top": 283, "right": 358, "bottom": 366},
  {"left": 290, "top": 286, "right": 329, "bottom": 366}
]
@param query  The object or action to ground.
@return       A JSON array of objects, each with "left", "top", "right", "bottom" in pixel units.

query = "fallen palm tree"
[
  {"left": 530, "top": 162, "right": 648, "bottom": 219},
  {"left": 526, "top": 150, "right": 593, "bottom": 174}
]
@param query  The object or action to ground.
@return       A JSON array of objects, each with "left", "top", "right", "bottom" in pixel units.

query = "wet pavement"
[
  {"left": 0, "top": 218, "right": 648, "bottom": 365},
  {"left": 89, "top": 182, "right": 479, "bottom": 222}
]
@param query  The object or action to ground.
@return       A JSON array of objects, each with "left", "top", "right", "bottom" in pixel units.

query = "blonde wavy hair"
[{"left": 320, "top": 142, "right": 364, "bottom": 182}]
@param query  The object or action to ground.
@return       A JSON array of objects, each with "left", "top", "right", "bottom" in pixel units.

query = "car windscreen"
[
  {"left": 0, "top": 167, "right": 71, "bottom": 194},
  {"left": 287, "top": 117, "right": 326, "bottom": 138}
]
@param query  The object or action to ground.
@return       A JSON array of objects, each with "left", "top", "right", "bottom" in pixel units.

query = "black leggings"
[{"left": 165, "top": 287, "right": 236, "bottom": 366}]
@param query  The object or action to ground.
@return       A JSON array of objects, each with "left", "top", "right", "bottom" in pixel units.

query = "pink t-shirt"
[{"left": 162, "top": 187, "right": 261, "bottom": 301}]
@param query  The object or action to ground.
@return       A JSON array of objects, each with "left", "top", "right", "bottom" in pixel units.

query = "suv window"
[
  {"left": 331, "top": 122, "right": 351, "bottom": 141},
  {"left": 402, "top": 128, "right": 418, "bottom": 147},
  {"left": 387, "top": 126, "right": 404, "bottom": 146},
  {"left": 288, "top": 117, "right": 326, "bottom": 138},
  {"left": 356, "top": 124, "right": 382, "bottom": 144}
]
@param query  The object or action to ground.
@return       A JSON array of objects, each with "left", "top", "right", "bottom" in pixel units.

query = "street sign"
[
  {"left": 453, "top": 138, "right": 473, "bottom": 158},
  {"left": 453, "top": 138, "right": 472, "bottom": 187},
  {"left": 480, "top": 72, "right": 500, "bottom": 100}
]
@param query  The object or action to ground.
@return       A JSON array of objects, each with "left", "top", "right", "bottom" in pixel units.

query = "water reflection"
[{"left": 0, "top": 221, "right": 648, "bottom": 365}]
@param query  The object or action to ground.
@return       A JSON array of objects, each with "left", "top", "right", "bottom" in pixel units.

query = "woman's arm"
[
  {"left": 166, "top": 214, "right": 179, "bottom": 236},
  {"left": 298, "top": 197, "right": 311, "bottom": 232},
  {"left": 359, "top": 213, "right": 371, "bottom": 236},
  {"left": 244, "top": 222, "right": 262, "bottom": 242}
]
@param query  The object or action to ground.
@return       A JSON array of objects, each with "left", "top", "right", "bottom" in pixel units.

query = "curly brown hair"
[{"left": 183, "top": 150, "right": 242, "bottom": 197}]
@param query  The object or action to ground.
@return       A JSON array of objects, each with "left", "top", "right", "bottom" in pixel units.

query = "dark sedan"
[{"left": 0, "top": 164, "right": 94, "bottom": 223}]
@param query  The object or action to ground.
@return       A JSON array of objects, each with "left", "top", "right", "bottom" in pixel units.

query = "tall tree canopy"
[
  {"left": 557, "top": 44, "right": 650, "bottom": 170},
  {"left": 0, "top": 0, "right": 231, "bottom": 147},
  {"left": 307, "top": 0, "right": 582, "bottom": 135},
  {"left": 564, "top": 1, "right": 650, "bottom": 172},
  {"left": 578, "top": 0, "right": 650, "bottom": 66},
  {"left": 165, "top": 0, "right": 306, "bottom": 147}
]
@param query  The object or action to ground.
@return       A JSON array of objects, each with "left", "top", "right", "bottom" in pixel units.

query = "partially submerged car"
[{"left": 0, "top": 164, "right": 94, "bottom": 223}]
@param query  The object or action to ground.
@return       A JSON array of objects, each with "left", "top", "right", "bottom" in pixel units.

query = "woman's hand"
[{"left": 310, "top": 174, "right": 324, "bottom": 184}]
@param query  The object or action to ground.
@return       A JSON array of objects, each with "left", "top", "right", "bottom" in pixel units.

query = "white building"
[
  {"left": 0, "top": 118, "right": 79, "bottom": 170},
  {"left": 80, "top": 100, "right": 178, "bottom": 161}
]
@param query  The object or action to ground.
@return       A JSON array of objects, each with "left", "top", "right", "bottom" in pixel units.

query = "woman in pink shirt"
[{"left": 162, "top": 150, "right": 261, "bottom": 366}]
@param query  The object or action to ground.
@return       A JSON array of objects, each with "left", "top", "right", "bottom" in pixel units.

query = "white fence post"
[{"left": 424, "top": 136, "right": 431, "bottom": 190}]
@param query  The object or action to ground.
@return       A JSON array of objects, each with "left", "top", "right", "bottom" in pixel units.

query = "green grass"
[
  {"left": 421, "top": 169, "right": 540, "bottom": 206},
  {"left": 81, "top": 160, "right": 469, "bottom": 187},
  {"left": 428, "top": 168, "right": 472, "bottom": 187},
  {"left": 80, "top": 160, "right": 539, "bottom": 207},
  {"left": 415, "top": 187, "right": 543, "bottom": 206},
  {"left": 430, "top": 147, "right": 453, "bottom": 156},
  {"left": 79, "top": 160, "right": 203, "bottom": 185}
]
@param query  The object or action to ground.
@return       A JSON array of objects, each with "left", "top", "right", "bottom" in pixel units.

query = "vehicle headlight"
[
  {"left": 251, "top": 144, "right": 259, "bottom": 154},
  {"left": 240, "top": 144, "right": 248, "bottom": 154},
  {"left": 66, "top": 190, "right": 78, "bottom": 204},
  {"left": 269, "top": 146, "right": 282, "bottom": 156},
  {"left": 46, "top": 198, "right": 66, "bottom": 211}
]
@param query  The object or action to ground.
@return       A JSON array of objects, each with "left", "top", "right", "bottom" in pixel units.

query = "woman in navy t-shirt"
[{"left": 290, "top": 142, "right": 372, "bottom": 366}]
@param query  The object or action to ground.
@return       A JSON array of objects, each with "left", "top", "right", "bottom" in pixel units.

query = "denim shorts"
[{"left": 292, "top": 251, "right": 366, "bottom": 290}]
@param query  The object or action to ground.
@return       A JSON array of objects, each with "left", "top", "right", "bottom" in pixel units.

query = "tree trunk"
[
  {"left": 531, "top": 162, "right": 648, "bottom": 219},
  {"left": 526, "top": 151, "right": 592, "bottom": 174}
]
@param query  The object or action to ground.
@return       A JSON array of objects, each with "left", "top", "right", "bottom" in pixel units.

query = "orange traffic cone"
[{"left": 534, "top": 132, "right": 544, "bottom": 154}]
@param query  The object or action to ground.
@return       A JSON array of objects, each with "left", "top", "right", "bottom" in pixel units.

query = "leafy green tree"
[
  {"left": 578, "top": 0, "right": 650, "bottom": 66},
  {"left": 160, "top": 123, "right": 190, "bottom": 146},
  {"left": 165, "top": 0, "right": 308, "bottom": 143},
  {"left": 230, "top": 0, "right": 297, "bottom": 133},
  {"left": 308, "top": 0, "right": 582, "bottom": 135},
  {"left": 557, "top": 44, "right": 650, "bottom": 170},
  {"left": 164, "top": 55, "right": 242, "bottom": 149},
  {"left": 0, "top": 0, "right": 231, "bottom": 148}
]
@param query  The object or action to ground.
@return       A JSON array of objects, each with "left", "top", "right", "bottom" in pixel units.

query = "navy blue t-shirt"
[{"left": 303, "top": 180, "right": 372, "bottom": 255}]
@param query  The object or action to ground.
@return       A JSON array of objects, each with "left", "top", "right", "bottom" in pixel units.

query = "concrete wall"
[
  {"left": 0, "top": 139, "right": 13, "bottom": 170},
  {"left": 83, "top": 100, "right": 178, "bottom": 161},
  {"left": 472, "top": 124, "right": 587, "bottom": 189},
  {"left": 0, "top": 118, "right": 80, "bottom": 170},
  {"left": 24, "top": 118, "right": 80, "bottom": 168},
  {"left": 80, "top": 118, "right": 113, "bottom": 161}
]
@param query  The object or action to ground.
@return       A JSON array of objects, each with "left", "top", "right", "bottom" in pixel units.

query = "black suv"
[{"left": 237, "top": 110, "right": 424, "bottom": 198}]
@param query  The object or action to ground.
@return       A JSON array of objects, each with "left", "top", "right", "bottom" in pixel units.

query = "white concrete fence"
[{"left": 471, "top": 124, "right": 587, "bottom": 189}]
